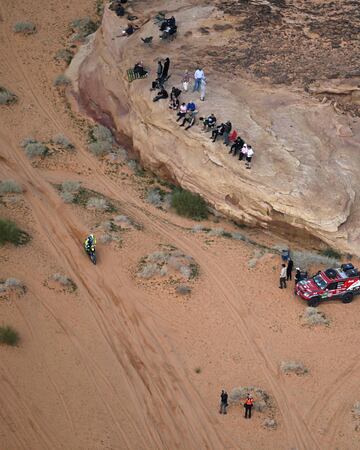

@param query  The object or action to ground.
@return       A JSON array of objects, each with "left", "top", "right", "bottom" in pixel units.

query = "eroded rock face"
[{"left": 67, "top": 0, "right": 360, "bottom": 255}]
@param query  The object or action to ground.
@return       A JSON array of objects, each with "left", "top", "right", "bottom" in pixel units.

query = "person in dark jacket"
[
  {"left": 219, "top": 390, "right": 228, "bottom": 414},
  {"left": 229, "top": 136, "right": 245, "bottom": 156},
  {"left": 161, "top": 57, "right": 170, "bottom": 80},
  {"left": 211, "top": 123, "right": 226, "bottom": 142},
  {"left": 153, "top": 88, "right": 168, "bottom": 102},
  {"left": 287, "top": 258, "right": 294, "bottom": 281},
  {"left": 295, "top": 267, "right": 301, "bottom": 284},
  {"left": 223, "top": 121, "right": 232, "bottom": 145},
  {"left": 157, "top": 60, "right": 163, "bottom": 78}
]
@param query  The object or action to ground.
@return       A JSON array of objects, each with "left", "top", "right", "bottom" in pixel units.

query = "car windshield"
[{"left": 313, "top": 274, "right": 327, "bottom": 289}]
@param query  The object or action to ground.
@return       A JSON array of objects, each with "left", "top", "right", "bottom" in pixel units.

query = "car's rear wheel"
[
  {"left": 309, "top": 297, "right": 320, "bottom": 307},
  {"left": 342, "top": 293, "right": 353, "bottom": 304}
]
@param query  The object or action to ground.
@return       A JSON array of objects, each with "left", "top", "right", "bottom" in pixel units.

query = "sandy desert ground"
[{"left": 1, "top": 1, "right": 360, "bottom": 449}]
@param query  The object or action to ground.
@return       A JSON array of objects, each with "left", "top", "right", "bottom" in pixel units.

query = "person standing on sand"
[
  {"left": 287, "top": 257, "right": 294, "bottom": 281},
  {"left": 161, "top": 57, "right": 170, "bottom": 81},
  {"left": 219, "top": 390, "right": 228, "bottom": 414},
  {"left": 279, "top": 263, "right": 287, "bottom": 289},
  {"left": 182, "top": 70, "right": 190, "bottom": 91},
  {"left": 200, "top": 77, "right": 207, "bottom": 101},
  {"left": 244, "top": 394, "right": 254, "bottom": 419},
  {"left": 157, "top": 60, "right": 163, "bottom": 79},
  {"left": 193, "top": 67, "right": 204, "bottom": 92}
]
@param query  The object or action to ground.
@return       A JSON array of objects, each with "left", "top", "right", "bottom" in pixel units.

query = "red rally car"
[{"left": 295, "top": 263, "right": 360, "bottom": 307}]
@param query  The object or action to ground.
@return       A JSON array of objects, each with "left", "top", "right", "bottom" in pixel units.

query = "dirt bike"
[{"left": 85, "top": 245, "right": 96, "bottom": 265}]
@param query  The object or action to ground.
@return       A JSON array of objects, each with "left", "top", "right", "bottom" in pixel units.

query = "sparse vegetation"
[
  {"left": 194, "top": 367, "right": 202, "bottom": 374},
  {"left": 13, "top": 21, "right": 36, "bottom": 35},
  {"left": 59, "top": 180, "right": 81, "bottom": 203},
  {"left": 54, "top": 75, "right": 71, "bottom": 87},
  {"left": 352, "top": 401, "right": 360, "bottom": 418},
  {"left": 302, "top": 307, "right": 330, "bottom": 327},
  {"left": 53, "top": 134, "right": 74, "bottom": 150},
  {"left": 176, "top": 284, "right": 192, "bottom": 295},
  {"left": 55, "top": 48, "right": 74, "bottom": 65},
  {"left": 263, "top": 418, "right": 277, "bottom": 429},
  {"left": 0, "top": 87, "right": 17, "bottom": 105},
  {"left": 280, "top": 360, "right": 308, "bottom": 376},
  {"left": 50, "top": 273, "right": 77, "bottom": 292},
  {"left": 229, "top": 386, "right": 273, "bottom": 413},
  {"left": 0, "top": 326, "right": 20, "bottom": 346},
  {"left": 21, "top": 138, "right": 49, "bottom": 158},
  {"left": 70, "top": 17, "right": 98, "bottom": 42},
  {"left": 86, "top": 197, "right": 109, "bottom": 211},
  {"left": 0, "top": 180, "right": 22, "bottom": 194},
  {"left": 137, "top": 246, "right": 199, "bottom": 283},
  {"left": 320, "top": 247, "right": 342, "bottom": 260},
  {"left": 0, "top": 219, "right": 30, "bottom": 246},
  {"left": 171, "top": 189, "right": 208, "bottom": 220},
  {"left": 287, "top": 249, "right": 340, "bottom": 270},
  {"left": 0, "top": 278, "right": 26, "bottom": 294},
  {"left": 88, "top": 125, "right": 114, "bottom": 157}
]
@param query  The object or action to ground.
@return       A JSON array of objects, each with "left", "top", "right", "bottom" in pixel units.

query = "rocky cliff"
[{"left": 67, "top": 0, "right": 360, "bottom": 255}]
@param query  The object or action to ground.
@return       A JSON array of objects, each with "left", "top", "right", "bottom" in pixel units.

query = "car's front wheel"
[
  {"left": 342, "top": 293, "right": 353, "bottom": 304},
  {"left": 309, "top": 296, "right": 320, "bottom": 307}
]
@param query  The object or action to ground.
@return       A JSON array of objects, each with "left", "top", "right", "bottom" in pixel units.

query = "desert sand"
[{"left": 1, "top": 1, "right": 360, "bottom": 449}]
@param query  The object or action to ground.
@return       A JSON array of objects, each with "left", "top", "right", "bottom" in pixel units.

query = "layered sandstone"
[{"left": 67, "top": 0, "right": 360, "bottom": 255}]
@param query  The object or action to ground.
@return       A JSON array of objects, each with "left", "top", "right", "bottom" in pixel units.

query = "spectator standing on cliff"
[
  {"left": 157, "top": 60, "right": 163, "bottom": 78},
  {"left": 182, "top": 70, "right": 190, "bottom": 92},
  {"left": 161, "top": 57, "right": 170, "bottom": 81},
  {"left": 219, "top": 390, "right": 228, "bottom": 415},
  {"left": 193, "top": 67, "right": 204, "bottom": 92},
  {"left": 223, "top": 121, "right": 232, "bottom": 146},
  {"left": 287, "top": 258, "right": 294, "bottom": 280},
  {"left": 245, "top": 145, "right": 254, "bottom": 169},
  {"left": 200, "top": 77, "right": 207, "bottom": 101},
  {"left": 279, "top": 263, "right": 287, "bottom": 289}
]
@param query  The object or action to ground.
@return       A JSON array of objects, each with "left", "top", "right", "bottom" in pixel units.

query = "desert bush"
[
  {"left": 137, "top": 263, "right": 159, "bottom": 279},
  {"left": 263, "top": 418, "right": 277, "bottom": 429},
  {"left": 191, "top": 224, "right": 204, "bottom": 233},
  {"left": 13, "top": 21, "right": 36, "bottom": 34},
  {"left": 55, "top": 49, "right": 74, "bottom": 65},
  {"left": 88, "top": 141, "right": 113, "bottom": 156},
  {"left": 146, "top": 188, "right": 162, "bottom": 207},
  {"left": 70, "top": 17, "right": 98, "bottom": 41},
  {"left": 62, "top": 181, "right": 81, "bottom": 193},
  {"left": 60, "top": 191, "right": 75, "bottom": 203},
  {"left": 21, "top": 139, "right": 49, "bottom": 158},
  {"left": 229, "top": 386, "right": 272, "bottom": 412},
  {"left": 4, "top": 278, "right": 25, "bottom": 291},
  {"left": 280, "top": 360, "right": 308, "bottom": 376},
  {"left": 53, "top": 134, "right": 74, "bottom": 150},
  {"left": 91, "top": 125, "right": 113, "bottom": 143},
  {"left": 208, "top": 227, "right": 224, "bottom": 236},
  {"left": 289, "top": 250, "right": 340, "bottom": 270},
  {"left": 171, "top": 189, "right": 208, "bottom": 220},
  {"left": 51, "top": 273, "right": 76, "bottom": 291},
  {"left": 114, "top": 215, "right": 131, "bottom": 225},
  {"left": 0, "top": 87, "right": 17, "bottom": 105},
  {"left": 320, "top": 248, "right": 342, "bottom": 260},
  {"left": 0, "top": 326, "right": 20, "bottom": 346},
  {"left": 86, "top": 197, "right": 109, "bottom": 211},
  {"left": 0, "top": 219, "right": 30, "bottom": 246},
  {"left": 302, "top": 307, "right": 330, "bottom": 326},
  {"left": 54, "top": 75, "right": 71, "bottom": 87},
  {"left": 176, "top": 284, "right": 192, "bottom": 295},
  {"left": 0, "top": 180, "right": 22, "bottom": 194},
  {"left": 352, "top": 401, "right": 360, "bottom": 418}
]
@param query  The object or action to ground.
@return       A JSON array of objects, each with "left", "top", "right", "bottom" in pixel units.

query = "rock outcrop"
[{"left": 67, "top": 0, "right": 360, "bottom": 255}]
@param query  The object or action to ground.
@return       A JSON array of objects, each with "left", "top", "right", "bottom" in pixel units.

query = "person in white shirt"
[
  {"left": 279, "top": 264, "right": 287, "bottom": 289},
  {"left": 245, "top": 145, "right": 254, "bottom": 169},
  {"left": 239, "top": 143, "right": 248, "bottom": 161},
  {"left": 193, "top": 68, "right": 205, "bottom": 92},
  {"left": 200, "top": 78, "right": 207, "bottom": 101}
]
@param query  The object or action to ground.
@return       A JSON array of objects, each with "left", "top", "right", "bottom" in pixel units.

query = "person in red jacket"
[{"left": 244, "top": 394, "right": 254, "bottom": 419}]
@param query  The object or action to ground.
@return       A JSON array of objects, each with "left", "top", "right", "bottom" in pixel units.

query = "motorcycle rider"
[{"left": 84, "top": 234, "right": 96, "bottom": 253}]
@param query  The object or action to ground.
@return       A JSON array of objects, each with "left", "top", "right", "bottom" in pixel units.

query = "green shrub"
[
  {"left": 55, "top": 49, "right": 74, "bottom": 65},
  {"left": 53, "top": 134, "right": 74, "bottom": 149},
  {"left": 171, "top": 189, "right": 208, "bottom": 220},
  {"left": 23, "top": 142, "right": 49, "bottom": 158},
  {"left": 0, "top": 87, "right": 17, "bottom": 105},
  {"left": 0, "top": 219, "right": 30, "bottom": 246},
  {"left": 70, "top": 17, "right": 98, "bottom": 41},
  {"left": 88, "top": 141, "right": 112, "bottom": 156},
  {"left": 0, "top": 180, "right": 22, "bottom": 194},
  {"left": 13, "top": 22, "right": 36, "bottom": 34},
  {"left": 54, "top": 75, "right": 71, "bottom": 87},
  {"left": 320, "top": 248, "right": 342, "bottom": 260},
  {"left": 0, "top": 326, "right": 20, "bottom": 346}
]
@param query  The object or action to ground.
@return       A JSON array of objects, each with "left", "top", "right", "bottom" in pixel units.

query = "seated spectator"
[
  {"left": 122, "top": 23, "right": 134, "bottom": 36},
  {"left": 153, "top": 88, "right": 169, "bottom": 102},
  {"left": 211, "top": 123, "right": 226, "bottom": 142},
  {"left": 169, "top": 97, "right": 180, "bottom": 110},
  {"left": 179, "top": 110, "right": 196, "bottom": 131},
  {"left": 229, "top": 129, "right": 238, "bottom": 144},
  {"left": 133, "top": 62, "right": 148, "bottom": 77},
  {"left": 186, "top": 101, "right": 196, "bottom": 112},
  {"left": 239, "top": 143, "right": 248, "bottom": 161},
  {"left": 176, "top": 103, "right": 187, "bottom": 122},
  {"left": 229, "top": 136, "right": 245, "bottom": 156},
  {"left": 223, "top": 121, "right": 232, "bottom": 146},
  {"left": 160, "top": 25, "right": 177, "bottom": 40},
  {"left": 202, "top": 114, "right": 217, "bottom": 131},
  {"left": 245, "top": 145, "right": 254, "bottom": 169}
]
